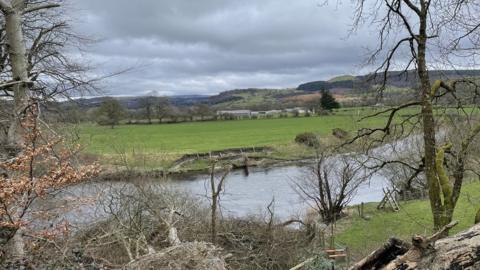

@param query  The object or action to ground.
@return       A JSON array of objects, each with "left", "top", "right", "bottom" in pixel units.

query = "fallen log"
[{"left": 350, "top": 221, "right": 480, "bottom": 270}]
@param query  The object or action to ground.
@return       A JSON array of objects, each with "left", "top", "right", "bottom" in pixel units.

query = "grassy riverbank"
[
  {"left": 77, "top": 107, "right": 417, "bottom": 171},
  {"left": 336, "top": 180, "right": 480, "bottom": 259}
]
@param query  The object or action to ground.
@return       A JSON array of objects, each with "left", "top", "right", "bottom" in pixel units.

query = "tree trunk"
[
  {"left": 1, "top": 1, "right": 29, "bottom": 259},
  {"left": 349, "top": 222, "right": 480, "bottom": 270},
  {"left": 416, "top": 9, "right": 447, "bottom": 231},
  {"left": 3, "top": 1, "right": 30, "bottom": 147},
  {"left": 211, "top": 187, "right": 218, "bottom": 244},
  {"left": 5, "top": 228, "right": 25, "bottom": 258}
]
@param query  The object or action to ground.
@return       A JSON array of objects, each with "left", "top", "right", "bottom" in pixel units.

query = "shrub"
[{"left": 295, "top": 132, "right": 320, "bottom": 148}]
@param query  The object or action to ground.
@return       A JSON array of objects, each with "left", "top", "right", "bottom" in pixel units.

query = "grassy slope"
[
  {"left": 79, "top": 109, "right": 394, "bottom": 156},
  {"left": 336, "top": 180, "right": 480, "bottom": 258},
  {"left": 212, "top": 89, "right": 301, "bottom": 109},
  {"left": 328, "top": 75, "right": 355, "bottom": 82}
]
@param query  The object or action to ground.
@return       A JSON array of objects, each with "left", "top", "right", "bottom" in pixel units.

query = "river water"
[
  {"left": 31, "top": 133, "right": 422, "bottom": 231},
  {"left": 173, "top": 165, "right": 388, "bottom": 220},
  {"left": 34, "top": 162, "right": 390, "bottom": 229}
]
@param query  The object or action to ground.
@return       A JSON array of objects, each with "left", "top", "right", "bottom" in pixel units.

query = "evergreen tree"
[{"left": 320, "top": 89, "right": 340, "bottom": 111}]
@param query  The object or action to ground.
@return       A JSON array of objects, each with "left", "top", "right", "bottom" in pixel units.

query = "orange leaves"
[{"left": 0, "top": 102, "right": 99, "bottom": 233}]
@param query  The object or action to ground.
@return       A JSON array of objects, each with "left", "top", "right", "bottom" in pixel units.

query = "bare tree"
[
  {"left": 195, "top": 104, "right": 213, "bottom": 121},
  {"left": 208, "top": 160, "right": 231, "bottom": 244},
  {"left": 349, "top": 0, "right": 480, "bottom": 232},
  {"left": 139, "top": 96, "right": 154, "bottom": 124},
  {"left": 90, "top": 183, "right": 201, "bottom": 265},
  {"left": 155, "top": 96, "right": 172, "bottom": 123},
  {"left": 0, "top": 0, "right": 107, "bottom": 148},
  {"left": 295, "top": 151, "right": 367, "bottom": 224},
  {"left": 96, "top": 98, "right": 125, "bottom": 129}
]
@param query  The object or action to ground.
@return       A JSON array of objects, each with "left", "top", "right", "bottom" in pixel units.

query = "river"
[{"left": 33, "top": 162, "right": 390, "bottom": 229}]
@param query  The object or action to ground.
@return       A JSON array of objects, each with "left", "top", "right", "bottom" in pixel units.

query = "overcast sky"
[{"left": 70, "top": 0, "right": 376, "bottom": 96}]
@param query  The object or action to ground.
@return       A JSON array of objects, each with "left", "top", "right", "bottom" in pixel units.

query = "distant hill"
[
  {"left": 328, "top": 75, "right": 355, "bottom": 82},
  {"left": 360, "top": 69, "right": 480, "bottom": 88},
  {"left": 71, "top": 95, "right": 209, "bottom": 110},
  {"left": 204, "top": 88, "right": 305, "bottom": 110},
  {"left": 68, "top": 69, "right": 480, "bottom": 110},
  {"left": 297, "top": 80, "right": 356, "bottom": 92},
  {"left": 298, "top": 69, "right": 480, "bottom": 93}
]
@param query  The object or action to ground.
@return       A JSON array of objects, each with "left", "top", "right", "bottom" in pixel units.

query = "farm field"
[{"left": 78, "top": 107, "right": 411, "bottom": 157}]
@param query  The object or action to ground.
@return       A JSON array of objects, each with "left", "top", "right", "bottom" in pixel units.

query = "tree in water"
[{"left": 295, "top": 150, "right": 367, "bottom": 224}]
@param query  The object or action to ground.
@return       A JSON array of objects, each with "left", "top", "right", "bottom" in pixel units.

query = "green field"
[
  {"left": 337, "top": 180, "right": 480, "bottom": 258},
  {"left": 79, "top": 109, "right": 398, "bottom": 156},
  {"left": 77, "top": 107, "right": 423, "bottom": 169}
]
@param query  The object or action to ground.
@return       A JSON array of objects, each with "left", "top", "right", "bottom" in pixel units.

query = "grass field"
[
  {"left": 79, "top": 108, "right": 412, "bottom": 156},
  {"left": 336, "top": 180, "right": 480, "bottom": 258}
]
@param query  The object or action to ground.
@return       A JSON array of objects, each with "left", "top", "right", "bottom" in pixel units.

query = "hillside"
[
  {"left": 205, "top": 88, "right": 307, "bottom": 110},
  {"left": 68, "top": 69, "right": 480, "bottom": 110},
  {"left": 70, "top": 95, "right": 210, "bottom": 110},
  {"left": 298, "top": 69, "right": 480, "bottom": 93}
]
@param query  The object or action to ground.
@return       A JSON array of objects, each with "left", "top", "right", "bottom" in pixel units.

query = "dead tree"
[
  {"left": 92, "top": 183, "right": 198, "bottom": 265},
  {"left": 208, "top": 160, "right": 231, "bottom": 244}
]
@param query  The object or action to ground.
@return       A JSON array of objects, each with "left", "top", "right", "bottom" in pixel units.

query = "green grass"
[
  {"left": 77, "top": 107, "right": 423, "bottom": 170},
  {"left": 328, "top": 75, "right": 355, "bottom": 82},
  {"left": 79, "top": 110, "right": 396, "bottom": 156},
  {"left": 336, "top": 180, "right": 480, "bottom": 258}
]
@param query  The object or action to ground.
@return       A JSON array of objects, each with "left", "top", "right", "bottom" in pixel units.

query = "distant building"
[
  {"left": 284, "top": 107, "right": 308, "bottom": 114},
  {"left": 216, "top": 110, "right": 252, "bottom": 117},
  {"left": 265, "top": 110, "right": 282, "bottom": 115},
  {"left": 217, "top": 107, "right": 311, "bottom": 118}
]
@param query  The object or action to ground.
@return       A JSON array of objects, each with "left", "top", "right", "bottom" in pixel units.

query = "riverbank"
[
  {"left": 94, "top": 147, "right": 318, "bottom": 181},
  {"left": 335, "top": 180, "right": 480, "bottom": 259}
]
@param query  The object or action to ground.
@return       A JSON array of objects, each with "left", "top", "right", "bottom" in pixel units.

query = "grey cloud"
[{"left": 68, "top": 0, "right": 374, "bottom": 96}]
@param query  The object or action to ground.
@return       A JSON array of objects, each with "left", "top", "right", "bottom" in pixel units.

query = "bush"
[{"left": 295, "top": 132, "right": 320, "bottom": 148}]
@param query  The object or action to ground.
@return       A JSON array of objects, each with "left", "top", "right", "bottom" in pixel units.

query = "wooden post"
[
  {"left": 346, "top": 246, "right": 350, "bottom": 267},
  {"left": 244, "top": 155, "right": 249, "bottom": 176},
  {"left": 361, "top": 202, "right": 364, "bottom": 218}
]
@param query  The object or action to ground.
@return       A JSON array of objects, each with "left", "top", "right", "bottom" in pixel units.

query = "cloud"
[{"left": 68, "top": 0, "right": 375, "bottom": 96}]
